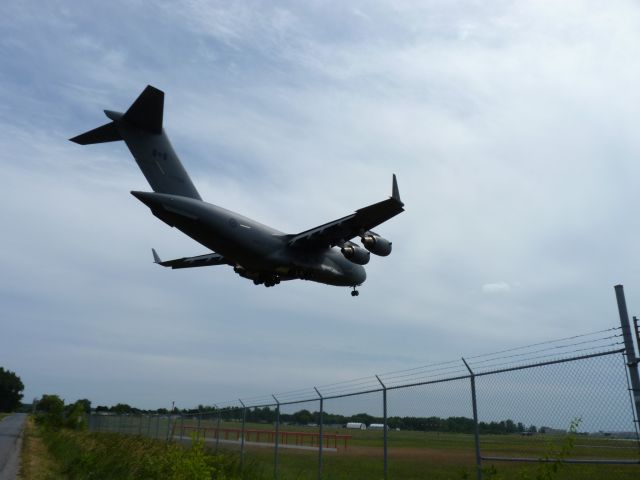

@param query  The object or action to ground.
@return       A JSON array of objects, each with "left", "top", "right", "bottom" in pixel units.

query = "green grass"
[
  {"left": 0, "top": 413, "right": 10, "bottom": 422},
  {"left": 238, "top": 447, "right": 640, "bottom": 480},
  {"left": 92, "top": 416, "right": 640, "bottom": 479},
  {"left": 38, "top": 426, "right": 259, "bottom": 480}
]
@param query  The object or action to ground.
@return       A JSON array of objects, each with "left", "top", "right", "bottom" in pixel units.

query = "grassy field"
[
  {"left": 242, "top": 429, "right": 638, "bottom": 480},
  {"left": 0, "top": 413, "right": 11, "bottom": 422},
  {"left": 93, "top": 416, "right": 640, "bottom": 479}
]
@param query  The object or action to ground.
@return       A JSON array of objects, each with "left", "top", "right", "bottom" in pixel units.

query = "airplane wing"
[
  {"left": 151, "top": 248, "right": 230, "bottom": 269},
  {"left": 287, "top": 174, "right": 404, "bottom": 250}
]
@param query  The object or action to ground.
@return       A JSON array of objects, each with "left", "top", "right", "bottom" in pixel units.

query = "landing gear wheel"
[{"left": 351, "top": 288, "right": 359, "bottom": 297}]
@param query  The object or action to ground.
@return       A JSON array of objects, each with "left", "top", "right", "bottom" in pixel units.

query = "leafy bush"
[
  {"left": 39, "top": 428, "right": 251, "bottom": 480},
  {"left": 35, "top": 394, "right": 65, "bottom": 428}
]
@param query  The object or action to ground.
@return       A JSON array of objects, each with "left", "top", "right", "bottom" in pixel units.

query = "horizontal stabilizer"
[
  {"left": 69, "top": 121, "right": 121, "bottom": 145},
  {"left": 122, "top": 85, "right": 163, "bottom": 134},
  {"left": 151, "top": 248, "right": 228, "bottom": 269}
]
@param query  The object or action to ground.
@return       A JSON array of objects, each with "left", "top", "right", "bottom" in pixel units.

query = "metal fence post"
[
  {"left": 615, "top": 285, "right": 640, "bottom": 425},
  {"left": 197, "top": 410, "right": 202, "bottom": 440},
  {"left": 314, "top": 387, "right": 324, "bottom": 480},
  {"left": 375, "top": 375, "right": 388, "bottom": 480},
  {"left": 272, "top": 395, "right": 280, "bottom": 480},
  {"left": 239, "top": 400, "right": 247, "bottom": 471},
  {"left": 216, "top": 407, "right": 222, "bottom": 452},
  {"left": 462, "top": 357, "right": 482, "bottom": 480}
]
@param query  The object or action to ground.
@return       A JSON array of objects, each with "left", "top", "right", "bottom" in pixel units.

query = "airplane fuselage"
[{"left": 132, "top": 191, "right": 367, "bottom": 287}]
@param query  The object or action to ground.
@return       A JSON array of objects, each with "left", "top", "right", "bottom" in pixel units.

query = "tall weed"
[{"left": 40, "top": 428, "right": 249, "bottom": 479}]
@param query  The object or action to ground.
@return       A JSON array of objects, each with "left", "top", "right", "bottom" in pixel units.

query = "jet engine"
[
  {"left": 341, "top": 245, "right": 370, "bottom": 265},
  {"left": 361, "top": 232, "right": 392, "bottom": 256}
]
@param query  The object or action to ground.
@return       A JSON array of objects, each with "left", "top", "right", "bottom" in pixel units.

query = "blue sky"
[{"left": 1, "top": 0, "right": 640, "bottom": 417}]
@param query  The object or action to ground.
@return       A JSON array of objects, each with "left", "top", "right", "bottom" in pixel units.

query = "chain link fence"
[{"left": 89, "top": 287, "right": 640, "bottom": 479}]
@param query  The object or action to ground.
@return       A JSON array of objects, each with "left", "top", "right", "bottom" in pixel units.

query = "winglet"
[
  {"left": 151, "top": 248, "right": 162, "bottom": 264},
  {"left": 392, "top": 174, "right": 402, "bottom": 205}
]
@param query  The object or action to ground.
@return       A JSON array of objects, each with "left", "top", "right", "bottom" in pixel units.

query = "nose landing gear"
[{"left": 351, "top": 287, "right": 360, "bottom": 297}]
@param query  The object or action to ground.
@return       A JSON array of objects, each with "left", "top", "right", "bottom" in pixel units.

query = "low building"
[{"left": 346, "top": 422, "right": 367, "bottom": 430}]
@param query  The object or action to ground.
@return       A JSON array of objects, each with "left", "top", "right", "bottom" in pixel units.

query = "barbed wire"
[
  {"left": 471, "top": 342, "right": 624, "bottom": 373},
  {"left": 466, "top": 326, "right": 620, "bottom": 360},
  {"left": 208, "top": 326, "right": 625, "bottom": 408},
  {"left": 468, "top": 335, "right": 622, "bottom": 367}
]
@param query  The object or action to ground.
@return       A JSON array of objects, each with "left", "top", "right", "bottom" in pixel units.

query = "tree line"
[
  {"left": 95, "top": 403, "right": 538, "bottom": 435},
  {"left": 231, "top": 407, "right": 539, "bottom": 435}
]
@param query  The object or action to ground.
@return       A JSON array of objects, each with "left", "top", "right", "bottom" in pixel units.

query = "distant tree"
[
  {"left": 156, "top": 408, "right": 168, "bottom": 414},
  {"left": 76, "top": 398, "right": 91, "bottom": 414},
  {"left": 64, "top": 399, "right": 91, "bottom": 415},
  {"left": 66, "top": 400, "right": 88, "bottom": 430},
  {"left": 111, "top": 403, "right": 134, "bottom": 414},
  {"left": 350, "top": 413, "right": 375, "bottom": 426},
  {"left": 95, "top": 405, "right": 109, "bottom": 412},
  {"left": 292, "top": 409, "right": 313, "bottom": 425},
  {"left": 528, "top": 425, "right": 538, "bottom": 434},
  {"left": 36, "top": 394, "right": 65, "bottom": 427},
  {"left": 247, "top": 406, "right": 275, "bottom": 423},
  {"left": 0, "top": 367, "right": 24, "bottom": 412}
]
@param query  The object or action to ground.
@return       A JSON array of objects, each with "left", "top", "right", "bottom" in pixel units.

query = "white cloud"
[
  {"left": 482, "top": 282, "right": 512, "bottom": 294},
  {"left": 1, "top": 0, "right": 640, "bottom": 410}
]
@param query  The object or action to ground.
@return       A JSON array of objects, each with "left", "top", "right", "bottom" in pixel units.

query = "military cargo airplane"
[{"left": 70, "top": 86, "right": 404, "bottom": 296}]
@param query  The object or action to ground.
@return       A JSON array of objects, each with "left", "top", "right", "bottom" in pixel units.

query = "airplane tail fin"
[
  {"left": 69, "top": 86, "right": 164, "bottom": 145},
  {"left": 70, "top": 86, "right": 202, "bottom": 200},
  {"left": 121, "top": 85, "right": 163, "bottom": 134}
]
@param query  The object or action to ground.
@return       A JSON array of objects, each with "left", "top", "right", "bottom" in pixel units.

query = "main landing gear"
[
  {"left": 253, "top": 276, "right": 281, "bottom": 287},
  {"left": 351, "top": 287, "right": 360, "bottom": 297}
]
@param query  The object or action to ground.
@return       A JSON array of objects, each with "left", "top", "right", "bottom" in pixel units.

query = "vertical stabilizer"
[
  {"left": 122, "top": 86, "right": 164, "bottom": 133},
  {"left": 70, "top": 85, "right": 202, "bottom": 200}
]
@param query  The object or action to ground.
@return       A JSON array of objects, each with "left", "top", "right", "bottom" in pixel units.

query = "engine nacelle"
[
  {"left": 361, "top": 233, "right": 392, "bottom": 256},
  {"left": 341, "top": 245, "right": 370, "bottom": 265}
]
